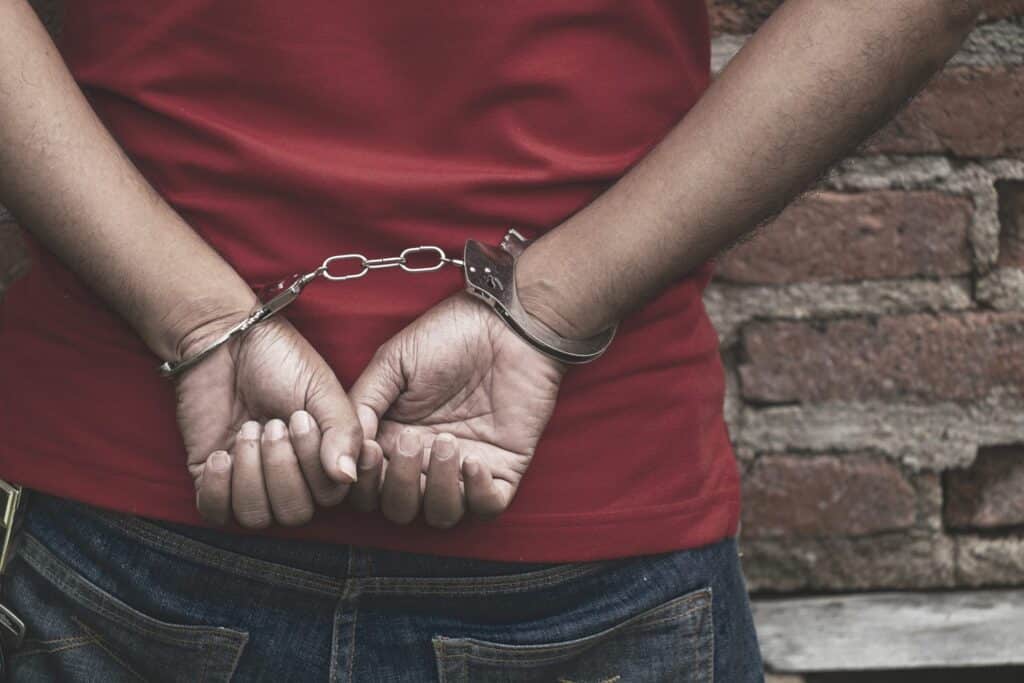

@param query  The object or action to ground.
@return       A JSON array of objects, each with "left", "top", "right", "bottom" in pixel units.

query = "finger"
[
  {"left": 290, "top": 411, "right": 349, "bottom": 507},
  {"left": 348, "top": 440, "right": 384, "bottom": 512},
  {"left": 348, "top": 344, "right": 404, "bottom": 443},
  {"left": 376, "top": 421, "right": 433, "bottom": 474},
  {"left": 423, "top": 434, "right": 465, "bottom": 529},
  {"left": 196, "top": 451, "right": 232, "bottom": 525},
  {"left": 261, "top": 419, "right": 315, "bottom": 526},
  {"left": 356, "top": 405, "right": 379, "bottom": 445},
  {"left": 231, "top": 421, "right": 273, "bottom": 529},
  {"left": 381, "top": 428, "right": 423, "bottom": 525},
  {"left": 463, "top": 456, "right": 513, "bottom": 519},
  {"left": 306, "top": 371, "right": 362, "bottom": 485}
]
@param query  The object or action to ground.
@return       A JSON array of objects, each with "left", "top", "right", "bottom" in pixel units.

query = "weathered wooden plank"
[{"left": 753, "top": 590, "right": 1024, "bottom": 672}]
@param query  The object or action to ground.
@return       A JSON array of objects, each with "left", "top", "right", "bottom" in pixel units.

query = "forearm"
[
  {"left": 516, "top": 0, "right": 983, "bottom": 338},
  {"left": 0, "top": 0, "right": 256, "bottom": 360}
]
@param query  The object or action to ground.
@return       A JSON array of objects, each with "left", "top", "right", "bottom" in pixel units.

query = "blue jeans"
[{"left": 3, "top": 493, "right": 763, "bottom": 681}]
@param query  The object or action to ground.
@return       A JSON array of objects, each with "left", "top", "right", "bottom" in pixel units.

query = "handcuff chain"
[
  {"left": 321, "top": 245, "right": 464, "bottom": 282},
  {"left": 159, "top": 231, "right": 613, "bottom": 379}
]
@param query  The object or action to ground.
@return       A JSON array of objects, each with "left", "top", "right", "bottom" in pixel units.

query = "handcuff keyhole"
[{"left": 484, "top": 274, "right": 503, "bottom": 291}]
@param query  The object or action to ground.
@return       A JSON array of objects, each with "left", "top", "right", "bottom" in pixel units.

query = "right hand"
[{"left": 174, "top": 315, "right": 371, "bottom": 528}]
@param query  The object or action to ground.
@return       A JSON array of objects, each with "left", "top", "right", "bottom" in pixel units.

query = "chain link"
[{"left": 320, "top": 245, "right": 464, "bottom": 282}]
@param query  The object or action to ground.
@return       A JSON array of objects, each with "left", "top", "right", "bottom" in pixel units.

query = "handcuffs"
[{"left": 158, "top": 229, "right": 616, "bottom": 378}]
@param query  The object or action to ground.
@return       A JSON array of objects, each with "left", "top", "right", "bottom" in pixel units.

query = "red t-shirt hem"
[{"left": 1, "top": 456, "right": 740, "bottom": 563}]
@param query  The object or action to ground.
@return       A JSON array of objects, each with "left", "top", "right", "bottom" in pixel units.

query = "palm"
[{"left": 372, "top": 294, "right": 566, "bottom": 494}]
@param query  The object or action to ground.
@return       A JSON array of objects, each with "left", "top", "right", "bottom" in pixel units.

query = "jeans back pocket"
[
  {"left": 6, "top": 534, "right": 248, "bottom": 683},
  {"left": 433, "top": 586, "right": 713, "bottom": 683}
]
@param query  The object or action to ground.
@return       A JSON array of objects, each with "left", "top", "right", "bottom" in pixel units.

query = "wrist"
[
  {"left": 515, "top": 241, "right": 594, "bottom": 341},
  {"left": 156, "top": 290, "right": 259, "bottom": 362}
]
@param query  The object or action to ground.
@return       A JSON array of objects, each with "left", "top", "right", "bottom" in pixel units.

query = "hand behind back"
[
  {"left": 347, "top": 292, "right": 566, "bottom": 527},
  {"left": 176, "top": 316, "right": 364, "bottom": 527}
]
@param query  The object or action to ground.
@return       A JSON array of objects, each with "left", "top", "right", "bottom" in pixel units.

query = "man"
[{"left": 0, "top": 0, "right": 983, "bottom": 680}]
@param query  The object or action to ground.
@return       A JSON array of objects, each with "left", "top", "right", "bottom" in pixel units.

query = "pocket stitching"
[
  {"left": 703, "top": 586, "right": 715, "bottom": 683},
  {"left": 71, "top": 617, "right": 147, "bottom": 683},
  {"left": 18, "top": 534, "right": 248, "bottom": 649},
  {"left": 12, "top": 635, "right": 100, "bottom": 659},
  {"left": 432, "top": 585, "right": 712, "bottom": 675},
  {"left": 434, "top": 586, "right": 712, "bottom": 665}
]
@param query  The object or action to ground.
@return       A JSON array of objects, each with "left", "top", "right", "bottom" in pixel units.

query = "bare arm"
[
  {"left": 346, "top": 1, "right": 990, "bottom": 526},
  {"left": 0, "top": 0, "right": 255, "bottom": 357},
  {"left": 0, "top": 0, "right": 363, "bottom": 525},
  {"left": 516, "top": 0, "right": 984, "bottom": 338}
]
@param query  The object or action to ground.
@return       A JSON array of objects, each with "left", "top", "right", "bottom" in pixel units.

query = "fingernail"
[
  {"left": 464, "top": 456, "right": 481, "bottom": 477},
  {"left": 337, "top": 455, "right": 358, "bottom": 482},
  {"left": 357, "top": 405, "right": 376, "bottom": 435},
  {"left": 264, "top": 419, "right": 285, "bottom": 441},
  {"left": 210, "top": 451, "right": 231, "bottom": 471},
  {"left": 397, "top": 429, "right": 420, "bottom": 457},
  {"left": 292, "top": 411, "right": 313, "bottom": 435},
  {"left": 432, "top": 434, "right": 455, "bottom": 461},
  {"left": 240, "top": 421, "right": 260, "bottom": 440}
]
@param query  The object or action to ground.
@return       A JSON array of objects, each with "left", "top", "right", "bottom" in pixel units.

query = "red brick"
[
  {"left": 742, "top": 531, "right": 956, "bottom": 591},
  {"left": 956, "top": 536, "right": 1024, "bottom": 586},
  {"left": 998, "top": 180, "right": 1024, "bottom": 268},
  {"left": 742, "top": 454, "right": 916, "bottom": 538},
  {"left": 945, "top": 445, "right": 1024, "bottom": 529},
  {"left": 709, "top": 1, "right": 1023, "bottom": 35},
  {"left": 715, "top": 192, "right": 972, "bottom": 285},
  {"left": 740, "top": 313, "right": 1024, "bottom": 403},
  {"left": 867, "top": 66, "right": 1024, "bottom": 158},
  {"left": 0, "top": 221, "right": 30, "bottom": 289},
  {"left": 708, "top": 0, "right": 782, "bottom": 35}
]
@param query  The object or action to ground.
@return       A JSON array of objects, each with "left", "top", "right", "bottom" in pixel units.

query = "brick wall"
[{"left": 707, "top": 2, "right": 1024, "bottom": 594}]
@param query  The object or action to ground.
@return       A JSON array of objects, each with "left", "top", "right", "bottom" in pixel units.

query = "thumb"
[
  {"left": 349, "top": 344, "right": 404, "bottom": 443},
  {"left": 306, "top": 369, "right": 363, "bottom": 484}
]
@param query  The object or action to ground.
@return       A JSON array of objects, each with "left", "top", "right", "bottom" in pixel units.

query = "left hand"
[
  {"left": 176, "top": 316, "right": 362, "bottom": 527},
  {"left": 348, "top": 292, "right": 566, "bottom": 528}
]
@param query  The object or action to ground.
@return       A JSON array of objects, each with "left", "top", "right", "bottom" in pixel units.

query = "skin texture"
[
  {"left": 0, "top": 0, "right": 363, "bottom": 526},
  {"left": 180, "top": 317, "right": 363, "bottom": 526},
  {"left": 0, "top": 0, "right": 984, "bottom": 527},
  {"left": 515, "top": 1, "right": 986, "bottom": 338},
  {"left": 347, "top": 293, "right": 566, "bottom": 527}
]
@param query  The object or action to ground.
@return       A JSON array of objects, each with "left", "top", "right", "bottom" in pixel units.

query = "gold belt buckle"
[{"left": 0, "top": 481, "right": 22, "bottom": 576}]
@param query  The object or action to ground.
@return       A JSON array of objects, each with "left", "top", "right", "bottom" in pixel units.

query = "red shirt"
[{"left": 0, "top": 1, "right": 739, "bottom": 561}]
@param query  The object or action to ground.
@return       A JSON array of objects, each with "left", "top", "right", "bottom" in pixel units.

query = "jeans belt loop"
[
  {"left": 0, "top": 481, "right": 22, "bottom": 579},
  {"left": 0, "top": 480, "right": 26, "bottom": 659}
]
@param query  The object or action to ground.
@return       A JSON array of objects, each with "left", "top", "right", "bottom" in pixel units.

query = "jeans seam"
[
  {"left": 216, "top": 631, "right": 250, "bottom": 683},
  {"left": 706, "top": 586, "right": 715, "bottom": 683},
  {"left": 71, "top": 617, "right": 147, "bottom": 683},
  {"left": 19, "top": 535, "right": 247, "bottom": 648},
  {"left": 345, "top": 546, "right": 356, "bottom": 683},
  {"left": 35, "top": 497, "right": 617, "bottom": 598},
  {"left": 330, "top": 551, "right": 357, "bottom": 683},
  {"left": 432, "top": 638, "right": 448, "bottom": 683},
  {"left": 12, "top": 635, "right": 100, "bottom": 659},
  {"left": 106, "top": 516, "right": 345, "bottom": 596},
  {"left": 346, "top": 603, "right": 359, "bottom": 683},
  {"left": 353, "top": 561, "right": 610, "bottom": 597},
  {"left": 439, "top": 587, "right": 712, "bottom": 663}
]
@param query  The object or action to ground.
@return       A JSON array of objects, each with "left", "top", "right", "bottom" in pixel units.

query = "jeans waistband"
[{"left": 20, "top": 492, "right": 632, "bottom": 598}]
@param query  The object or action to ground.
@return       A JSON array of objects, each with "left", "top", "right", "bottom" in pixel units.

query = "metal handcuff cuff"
[{"left": 158, "top": 230, "right": 616, "bottom": 378}]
